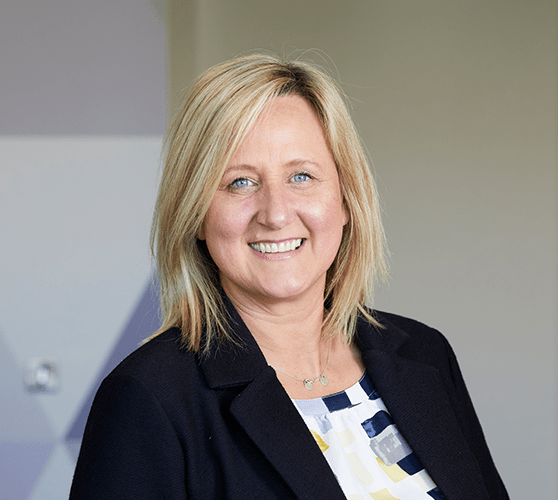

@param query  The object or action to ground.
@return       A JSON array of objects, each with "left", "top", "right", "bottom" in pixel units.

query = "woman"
[{"left": 70, "top": 54, "right": 508, "bottom": 499}]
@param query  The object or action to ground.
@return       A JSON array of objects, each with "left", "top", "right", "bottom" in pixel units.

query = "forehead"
[
  {"left": 228, "top": 95, "right": 332, "bottom": 164},
  {"left": 251, "top": 95, "right": 322, "bottom": 133}
]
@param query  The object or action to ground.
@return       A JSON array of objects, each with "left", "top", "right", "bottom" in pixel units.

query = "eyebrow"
[
  {"left": 224, "top": 159, "right": 320, "bottom": 174},
  {"left": 223, "top": 164, "right": 259, "bottom": 174}
]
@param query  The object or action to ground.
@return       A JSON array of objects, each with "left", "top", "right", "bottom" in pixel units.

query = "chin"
[{"left": 254, "top": 279, "right": 319, "bottom": 302}]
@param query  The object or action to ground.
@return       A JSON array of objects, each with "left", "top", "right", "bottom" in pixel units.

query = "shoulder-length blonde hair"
[{"left": 150, "top": 53, "right": 388, "bottom": 352}]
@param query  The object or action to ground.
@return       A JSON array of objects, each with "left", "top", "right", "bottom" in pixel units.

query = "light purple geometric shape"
[
  {"left": 0, "top": 441, "right": 56, "bottom": 500},
  {"left": 65, "top": 439, "right": 83, "bottom": 465},
  {"left": 65, "top": 277, "right": 161, "bottom": 461}
]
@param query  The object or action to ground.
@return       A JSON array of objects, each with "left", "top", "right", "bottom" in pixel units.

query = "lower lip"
[{"left": 250, "top": 240, "right": 305, "bottom": 259}]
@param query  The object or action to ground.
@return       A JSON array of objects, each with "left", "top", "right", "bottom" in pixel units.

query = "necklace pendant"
[
  {"left": 319, "top": 374, "right": 328, "bottom": 386},
  {"left": 303, "top": 379, "right": 314, "bottom": 390}
]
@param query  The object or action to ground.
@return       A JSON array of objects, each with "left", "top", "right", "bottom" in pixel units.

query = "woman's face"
[{"left": 199, "top": 95, "right": 348, "bottom": 306}]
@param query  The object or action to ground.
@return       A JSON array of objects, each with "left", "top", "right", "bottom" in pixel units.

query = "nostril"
[{"left": 256, "top": 191, "right": 293, "bottom": 229}]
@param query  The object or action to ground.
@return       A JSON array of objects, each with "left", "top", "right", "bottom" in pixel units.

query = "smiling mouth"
[{"left": 249, "top": 238, "right": 303, "bottom": 254}]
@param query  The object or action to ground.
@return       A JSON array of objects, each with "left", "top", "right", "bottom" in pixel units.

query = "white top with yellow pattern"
[{"left": 293, "top": 372, "right": 446, "bottom": 500}]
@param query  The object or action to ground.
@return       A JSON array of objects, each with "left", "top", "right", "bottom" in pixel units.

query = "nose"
[{"left": 255, "top": 182, "right": 294, "bottom": 229}]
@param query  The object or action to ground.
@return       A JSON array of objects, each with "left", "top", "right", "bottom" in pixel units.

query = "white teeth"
[{"left": 250, "top": 239, "right": 303, "bottom": 254}]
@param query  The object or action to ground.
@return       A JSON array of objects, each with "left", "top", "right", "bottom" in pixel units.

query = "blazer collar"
[
  {"left": 356, "top": 313, "right": 490, "bottom": 500},
  {"left": 198, "top": 295, "right": 268, "bottom": 388}
]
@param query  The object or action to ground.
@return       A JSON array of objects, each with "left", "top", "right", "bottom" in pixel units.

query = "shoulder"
[
  {"left": 99, "top": 328, "right": 205, "bottom": 406},
  {"left": 72, "top": 329, "right": 197, "bottom": 498},
  {"left": 374, "top": 310, "right": 444, "bottom": 337},
  {"left": 364, "top": 310, "right": 456, "bottom": 367},
  {"left": 111, "top": 328, "right": 193, "bottom": 376}
]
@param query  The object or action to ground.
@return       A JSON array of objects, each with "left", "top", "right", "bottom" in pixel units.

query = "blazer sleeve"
[
  {"left": 440, "top": 335, "right": 509, "bottom": 499},
  {"left": 69, "top": 373, "right": 187, "bottom": 500}
]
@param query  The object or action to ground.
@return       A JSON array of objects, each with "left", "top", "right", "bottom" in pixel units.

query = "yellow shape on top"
[
  {"left": 369, "top": 487, "right": 401, "bottom": 500},
  {"left": 336, "top": 427, "right": 356, "bottom": 447},
  {"left": 310, "top": 430, "right": 329, "bottom": 453},
  {"left": 375, "top": 457, "right": 409, "bottom": 483}
]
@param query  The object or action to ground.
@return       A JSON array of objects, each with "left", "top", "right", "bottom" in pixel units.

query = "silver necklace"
[{"left": 270, "top": 340, "right": 331, "bottom": 391}]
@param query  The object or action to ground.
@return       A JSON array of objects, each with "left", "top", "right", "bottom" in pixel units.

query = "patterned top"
[{"left": 293, "top": 372, "right": 447, "bottom": 500}]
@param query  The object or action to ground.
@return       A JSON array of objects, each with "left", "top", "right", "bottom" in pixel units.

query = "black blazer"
[{"left": 70, "top": 299, "right": 508, "bottom": 499}]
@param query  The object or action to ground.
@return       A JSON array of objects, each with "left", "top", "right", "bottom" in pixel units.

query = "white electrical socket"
[{"left": 23, "top": 358, "right": 60, "bottom": 393}]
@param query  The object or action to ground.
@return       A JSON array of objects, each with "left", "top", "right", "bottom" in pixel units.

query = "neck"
[
  {"left": 222, "top": 285, "right": 365, "bottom": 400},
  {"left": 224, "top": 286, "right": 328, "bottom": 374}
]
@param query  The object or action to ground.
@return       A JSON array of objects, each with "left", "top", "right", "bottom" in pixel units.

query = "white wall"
[{"left": 168, "top": 1, "right": 558, "bottom": 498}]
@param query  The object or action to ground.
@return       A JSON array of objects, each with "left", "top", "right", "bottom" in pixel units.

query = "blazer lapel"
[
  {"left": 229, "top": 367, "right": 347, "bottom": 499},
  {"left": 200, "top": 297, "right": 490, "bottom": 499},
  {"left": 357, "top": 315, "right": 490, "bottom": 500},
  {"left": 200, "top": 297, "right": 346, "bottom": 500}
]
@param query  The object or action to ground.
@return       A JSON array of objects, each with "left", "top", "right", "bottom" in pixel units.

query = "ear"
[
  {"left": 342, "top": 201, "right": 350, "bottom": 226},
  {"left": 197, "top": 221, "right": 206, "bottom": 240}
]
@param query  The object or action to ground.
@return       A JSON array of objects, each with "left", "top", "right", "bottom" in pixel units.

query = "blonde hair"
[{"left": 150, "top": 53, "right": 388, "bottom": 352}]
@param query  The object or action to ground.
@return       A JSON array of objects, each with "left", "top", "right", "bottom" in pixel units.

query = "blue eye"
[
  {"left": 229, "top": 177, "right": 253, "bottom": 189},
  {"left": 292, "top": 173, "right": 310, "bottom": 183}
]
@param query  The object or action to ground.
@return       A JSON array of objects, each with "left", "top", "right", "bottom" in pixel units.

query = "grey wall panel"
[{"left": 1, "top": 0, "right": 166, "bottom": 134}]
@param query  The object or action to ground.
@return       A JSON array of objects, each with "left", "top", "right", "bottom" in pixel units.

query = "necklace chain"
[{"left": 270, "top": 340, "right": 331, "bottom": 391}]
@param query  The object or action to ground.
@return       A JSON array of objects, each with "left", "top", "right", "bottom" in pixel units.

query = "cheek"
[
  {"left": 204, "top": 214, "right": 232, "bottom": 247},
  {"left": 307, "top": 197, "right": 347, "bottom": 244},
  {"left": 319, "top": 194, "right": 347, "bottom": 225},
  {"left": 203, "top": 202, "right": 252, "bottom": 249}
]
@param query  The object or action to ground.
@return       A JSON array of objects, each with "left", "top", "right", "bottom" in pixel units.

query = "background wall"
[
  {"left": 1, "top": 1, "right": 556, "bottom": 499},
  {"left": 0, "top": 1, "right": 166, "bottom": 498}
]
